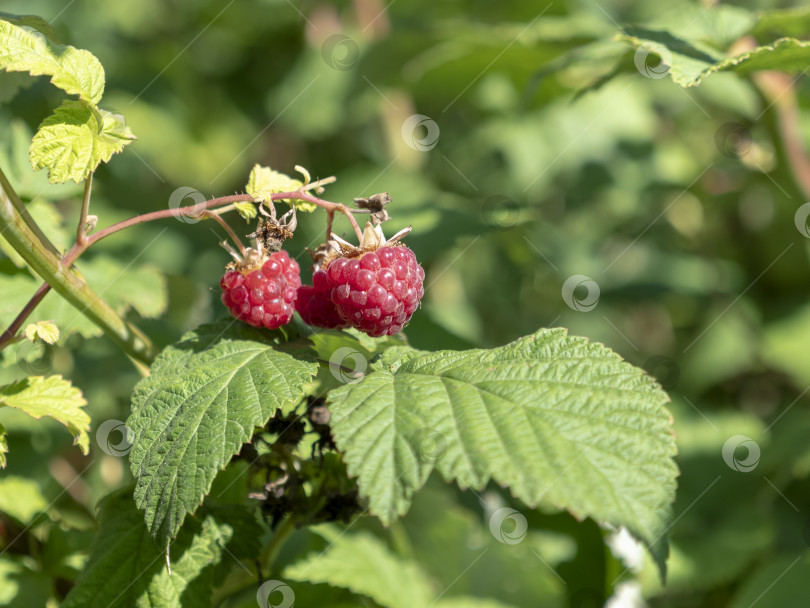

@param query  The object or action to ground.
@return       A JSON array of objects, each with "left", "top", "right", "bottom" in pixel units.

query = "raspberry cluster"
[
  {"left": 220, "top": 250, "right": 301, "bottom": 329},
  {"left": 220, "top": 200, "right": 424, "bottom": 337}
]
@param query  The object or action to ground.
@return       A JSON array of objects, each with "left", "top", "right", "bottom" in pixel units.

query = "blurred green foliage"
[{"left": 2, "top": 0, "right": 810, "bottom": 606}]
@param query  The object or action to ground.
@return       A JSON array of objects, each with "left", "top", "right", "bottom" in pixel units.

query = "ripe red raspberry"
[
  {"left": 327, "top": 245, "right": 424, "bottom": 337},
  {"left": 220, "top": 249, "right": 301, "bottom": 329},
  {"left": 295, "top": 269, "right": 348, "bottom": 329}
]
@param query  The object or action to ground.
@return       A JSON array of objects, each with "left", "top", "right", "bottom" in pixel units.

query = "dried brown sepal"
[
  {"left": 319, "top": 221, "right": 412, "bottom": 267},
  {"left": 354, "top": 192, "right": 391, "bottom": 224},
  {"left": 306, "top": 242, "right": 331, "bottom": 271}
]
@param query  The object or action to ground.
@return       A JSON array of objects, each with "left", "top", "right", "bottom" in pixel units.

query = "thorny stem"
[
  {"left": 0, "top": 182, "right": 371, "bottom": 352},
  {"left": 76, "top": 173, "right": 93, "bottom": 247}
]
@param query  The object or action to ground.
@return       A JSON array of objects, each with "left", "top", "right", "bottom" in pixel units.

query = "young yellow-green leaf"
[
  {"left": 0, "top": 17, "right": 103, "bottom": 104},
  {"left": 0, "top": 476, "right": 48, "bottom": 524},
  {"left": 128, "top": 321, "right": 317, "bottom": 546},
  {"left": 0, "top": 423, "right": 7, "bottom": 468},
  {"left": 23, "top": 320, "right": 59, "bottom": 344},
  {"left": 234, "top": 200, "right": 258, "bottom": 221},
  {"left": 285, "top": 527, "right": 434, "bottom": 608},
  {"left": 62, "top": 488, "right": 263, "bottom": 608},
  {"left": 0, "top": 375, "right": 90, "bottom": 454},
  {"left": 246, "top": 163, "right": 316, "bottom": 212},
  {"left": 30, "top": 100, "right": 136, "bottom": 184},
  {"left": 327, "top": 328, "right": 678, "bottom": 577}
]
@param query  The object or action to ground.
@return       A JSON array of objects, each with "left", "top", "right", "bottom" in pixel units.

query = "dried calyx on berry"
[
  {"left": 220, "top": 204, "right": 301, "bottom": 329},
  {"left": 315, "top": 221, "right": 425, "bottom": 337}
]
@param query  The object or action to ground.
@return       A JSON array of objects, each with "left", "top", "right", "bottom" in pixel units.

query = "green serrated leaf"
[
  {"left": 0, "top": 375, "right": 90, "bottom": 454},
  {"left": 0, "top": 475, "right": 48, "bottom": 523},
  {"left": 617, "top": 27, "right": 810, "bottom": 87},
  {"left": 128, "top": 321, "right": 318, "bottom": 546},
  {"left": 327, "top": 328, "right": 677, "bottom": 577},
  {"left": 285, "top": 527, "right": 433, "bottom": 608},
  {"left": 234, "top": 200, "right": 258, "bottom": 221},
  {"left": 0, "top": 17, "right": 103, "bottom": 104},
  {"left": 30, "top": 100, "right": 136, "bottom": 184},
  {"left": 246, "top": 163, "right": 316, "bottom": 212},
  {"left": 62, "top": 488, "right": 262, "bottom": 608}
]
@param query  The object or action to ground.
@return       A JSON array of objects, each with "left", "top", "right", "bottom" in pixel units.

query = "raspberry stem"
[{"left": 204, "top": 211, "right": 247, "bottom": 257}]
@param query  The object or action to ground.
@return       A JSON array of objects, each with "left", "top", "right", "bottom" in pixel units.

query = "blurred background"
[{"left": 2, "top": 0, "right": 810, "bottom": 606}]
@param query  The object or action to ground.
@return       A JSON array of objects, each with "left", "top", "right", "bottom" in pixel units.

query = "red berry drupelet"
[
  {"left": 295, "top": 269, "right": 347, "bottom": 329},
  {"left": 324, "top": 225, "right": 425, "bottom": 337},
  {"left": 220, "top": 249, "right": 301, "bottom": 329}
]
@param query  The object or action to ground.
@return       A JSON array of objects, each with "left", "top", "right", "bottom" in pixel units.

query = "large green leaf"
[
  {"left": 62, "top": 488, "right": 262, "bottom": 608},
  {"left": 617, "top": 27, "right": 810, "bottom": 87},
  {"left": 128, "top": 321, "right": 317, "bottom": 546},
  {"left": 29, "top": 100, "right": 136, "bottom": 184},
  {"left": 327, "top": 328, "right": 677, "bottom": 574},
  {"left": 0, "top": 16, "right": 103, "bottom": 104},
  {"left": 0, "top": 375, "right": 89, "bottom": 454}
]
